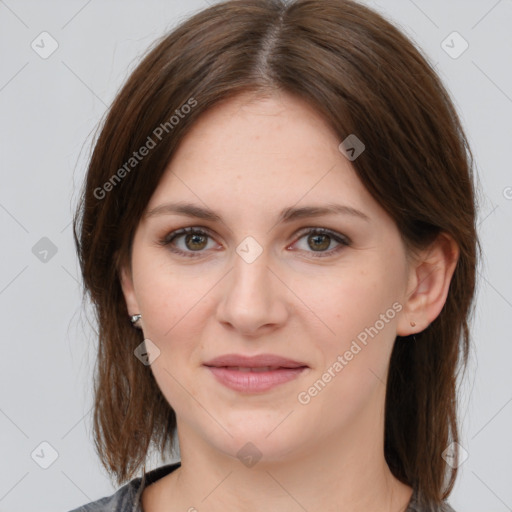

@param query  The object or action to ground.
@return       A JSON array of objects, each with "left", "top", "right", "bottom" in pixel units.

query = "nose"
[{"left": 215, "top": 246, "right": 289, "bottom": 336}]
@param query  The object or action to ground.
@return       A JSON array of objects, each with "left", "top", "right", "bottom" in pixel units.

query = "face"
[{"left": 121, "top": 91, "right": 417, "bottom": 465}]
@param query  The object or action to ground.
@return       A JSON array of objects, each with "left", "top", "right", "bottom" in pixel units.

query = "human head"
[{"left": 73, "top": 0, "right": 479, "bottom": 504}]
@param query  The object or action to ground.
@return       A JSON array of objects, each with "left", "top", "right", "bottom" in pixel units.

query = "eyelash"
[{"left": 158, "top": 226, "right": 351, "bottom": 259}]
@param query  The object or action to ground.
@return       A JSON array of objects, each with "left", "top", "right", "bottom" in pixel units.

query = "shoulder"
[
  {"left": 408, "top": 503, "right": 457, "bottom": 512},
  {"left": 406, "top": 487, "right": 458, "bottom": 512},
  {"left": 66, "top": 479, "right": 139, "bottom": 512},
  {"left": 66, "top": 462, "right": 181, "bottom": 512}
]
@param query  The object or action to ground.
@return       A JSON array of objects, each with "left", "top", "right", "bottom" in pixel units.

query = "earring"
[
  {"left": 130, "top": 314, "right": 142, "bottom": 327},
  {"left": 410, "top": 321, "right": 416, "bottom": 327}
]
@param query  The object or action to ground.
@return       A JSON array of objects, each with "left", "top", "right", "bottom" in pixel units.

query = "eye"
[
  {"left": 290, "top": 227, "right": 351, "bottom": 258},
  {"left": 158, "top": 227, "right": 219, "bottom": 258},
  {"left": 158, "top": 226, "right": 351, "bottom": 259}
]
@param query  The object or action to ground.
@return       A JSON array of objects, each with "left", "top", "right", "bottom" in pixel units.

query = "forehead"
[
  {"left": 146, "top": 91, "right": 381, "bottom": 222},
  {"left": 170, "top": 91, "right": 337, "bottom": 167}
]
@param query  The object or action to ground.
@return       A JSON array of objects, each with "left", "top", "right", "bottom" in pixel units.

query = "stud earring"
[
  {"left": 410, "top": 321, "right": 416, "bottom": 327},
  {"left": 130, "top": 314, "right": 142, "bottom": 327}
]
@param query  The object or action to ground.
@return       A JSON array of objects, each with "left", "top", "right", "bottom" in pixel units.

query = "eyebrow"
[{"left": 145, "top": 201, "right": 370, "bottom": 223}]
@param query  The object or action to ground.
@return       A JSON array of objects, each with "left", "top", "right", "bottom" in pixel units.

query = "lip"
[
  {"left": 203, "top": 353, "right": 308, "bottom": 369},
  {"left": 205, "top": 366, "right": 308, "bottom": 392},
  {"left": 203, "top": 353, "right": 309, "bottom": 393}
]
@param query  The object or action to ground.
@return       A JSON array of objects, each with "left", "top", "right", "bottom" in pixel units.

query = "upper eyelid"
[
  {"left": 163, "top": 226, "right": 350, "bottom": 248},
  {"left": 162, "top": 226, "right": 217, "bottom": 244}
]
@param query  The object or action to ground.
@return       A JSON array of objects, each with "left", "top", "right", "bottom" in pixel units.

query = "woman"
[{"left": 70, "top": 0, "right": 479, "bottom": 510}]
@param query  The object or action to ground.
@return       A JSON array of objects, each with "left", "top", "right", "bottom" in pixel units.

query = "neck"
[{"left": 162, "top": 396, "right": 413, "bottom": 512}]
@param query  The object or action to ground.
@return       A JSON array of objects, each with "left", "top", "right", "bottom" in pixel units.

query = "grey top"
[{"left": 67, "top": 462, "right": 456, "bottom": 512}]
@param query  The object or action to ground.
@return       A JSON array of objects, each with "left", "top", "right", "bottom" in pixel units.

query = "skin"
[{"left": 120, "top": 90, "right": 459, "bottom": 512}]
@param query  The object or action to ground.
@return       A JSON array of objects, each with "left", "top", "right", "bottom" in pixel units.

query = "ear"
[
  {"left": 119, "top": 262, "right": 141, "bottom": 318},
  {"left": 397, "top": 232, "right": 459, "bottom": 336}
]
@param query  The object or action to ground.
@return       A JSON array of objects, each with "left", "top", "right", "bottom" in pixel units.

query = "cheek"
[
  {"left": 293, "top": 262, "right": 402, "bottom": 335},
  {"left": 290, "top": 259, "right": 405, "bottom": 397},
  {"left": 137, "top": 276, "right": 207, "bottom": 345},
  {"left": 134, "top": 265, "right": 211, "bottom": 408},
  {"left": 292, "top": 272, "right": 401, "bottom": 424},
  {"left": 130, "top": 246, "right": 188, "bottom": 340}
]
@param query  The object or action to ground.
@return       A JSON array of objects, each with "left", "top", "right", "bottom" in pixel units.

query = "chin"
[{"left": 210, "top": 422, "right": 307, "bottom": 465}]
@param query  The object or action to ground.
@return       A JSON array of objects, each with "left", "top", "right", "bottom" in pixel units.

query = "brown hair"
[{"left": 73, "top": 0, "right": 479, "bottom": 504}]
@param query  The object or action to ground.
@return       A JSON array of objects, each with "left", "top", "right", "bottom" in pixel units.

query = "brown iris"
[
  {"left": 185, "top": 233, "right": 208, "bottom": 251},
  {"left": 308, "top": 233, "right": 331, "bottom": 251}
]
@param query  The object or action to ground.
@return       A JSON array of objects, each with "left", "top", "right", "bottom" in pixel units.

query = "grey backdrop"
[{"left": 1, "top": 1, "right": 511, "bottom": 511}]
